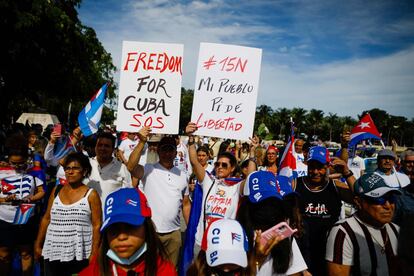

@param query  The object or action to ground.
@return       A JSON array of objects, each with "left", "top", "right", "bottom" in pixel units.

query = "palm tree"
[
  {"left": 290, "top": 107, "right": 307, "bottom": 134},
  {"left": 307, "top": 109, "right": 324, "bottom": 135}
]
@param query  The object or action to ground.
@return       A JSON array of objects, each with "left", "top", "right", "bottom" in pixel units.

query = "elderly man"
[
  {"left": 326, "top": 173, "right": 401, "bottom": 276},
  {"left": 400, "top": 149, "right": 414, "bottom": 188},
  {"left": 374, "top": 149, "right": 410, "bottom": 189},
  {"left": 127, "top": 127, "right": 188, "bottom": 267}
]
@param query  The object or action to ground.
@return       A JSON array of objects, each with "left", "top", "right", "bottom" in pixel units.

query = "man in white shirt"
[
  {"left": 86, "top": 132, "right": 133, "bottom": 203},
  {"left": 127, "top": 128, "right": 189, "bottom": 267},
  {"left": 374, "top": 149, "right": 410, "bottom": 189}
]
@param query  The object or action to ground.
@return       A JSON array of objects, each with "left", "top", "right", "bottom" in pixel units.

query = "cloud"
[
  {"left": 78, "top": 0, "right": 414, "bottom": 118},
  {"left": 259, "top": 46, "right": 414, "bottom": 118}
]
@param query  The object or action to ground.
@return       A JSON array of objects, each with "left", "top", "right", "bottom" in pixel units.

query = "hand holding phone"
[{"left": 260, "top": 222, "right": 297, "bottom": 246}]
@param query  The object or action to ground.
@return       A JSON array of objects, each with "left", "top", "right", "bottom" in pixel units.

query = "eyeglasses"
[
  {"left": 64, "top": 166, "right": 82, "bottom": 172},
  {"left": 214, "top": 161, "right": 230, "bottom": 169},
  {"left": 403, "top": 160, "right": 414, "bottom": 164},
  {"left": 362, "top": 194, "right": 397, "bottom": 205}
]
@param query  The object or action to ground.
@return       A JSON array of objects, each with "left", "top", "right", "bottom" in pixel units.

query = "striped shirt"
[{"left": 326, "top": 215, "right": 399, "bottom": 276}]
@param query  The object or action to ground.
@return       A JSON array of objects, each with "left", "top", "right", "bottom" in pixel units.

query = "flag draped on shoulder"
[
  {"left": 278, "top": 120, "right": 297, "bottom": 183},
  {"left": 349, "top": 114, "right": 381, "bottom": 147},
  {"left": 78, "top": 83, "right": 109, "bottom": 137}
]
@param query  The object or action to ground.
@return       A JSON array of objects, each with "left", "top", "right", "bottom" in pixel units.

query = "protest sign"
[
  {"left": 116, "top": 41, "right": 183, "bottom": 134},
  {"left": 191, "top": 43, "right": 262, "bottom": 140}
]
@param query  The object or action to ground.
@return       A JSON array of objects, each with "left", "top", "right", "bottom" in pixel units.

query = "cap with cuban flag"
[
  {"left": 100, "top": 188, "right": 151, "bottom": 232},
  {"left": 307, "top": 146, "right": 330, "bottom": 165},
  {"left": 244, "top": 171, "right": 295, "bottom": 203},
  {"left": 201, "top": 219, "right": 249, "bottom": 268}
]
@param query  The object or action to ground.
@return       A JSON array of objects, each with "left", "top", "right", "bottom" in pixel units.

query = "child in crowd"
[{"left": 80, "top": 188, "right": 176, "bottom": 276}]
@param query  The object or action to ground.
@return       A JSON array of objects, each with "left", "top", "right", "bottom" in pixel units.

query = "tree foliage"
[{"left": 1, "top": 0, "right": 116, "bottom": 127}]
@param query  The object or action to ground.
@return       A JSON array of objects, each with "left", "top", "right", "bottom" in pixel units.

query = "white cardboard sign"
[
  {"left": 191, "top": 43, "right": 262, "bottom": 140},
  {"left": 116, "top": 41, "right": 183, "bottom": 134}
]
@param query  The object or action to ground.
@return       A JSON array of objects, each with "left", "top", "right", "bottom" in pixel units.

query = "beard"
[{"left": 146, "top": 151, "right": 159, "bottom": 164}]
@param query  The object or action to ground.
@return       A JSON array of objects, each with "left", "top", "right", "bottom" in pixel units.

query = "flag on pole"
[
  {"left": 278, "top": 119, "right": 297, "bottom": 184},
  {"left": 78, "top": 83, "right": 109, "bottom": 137},
  {"left": 349, "top": 114, "right": 381, "bottom": 147},
  {"left": 13, "top": 204, "right": 35, "bottom": 225}
]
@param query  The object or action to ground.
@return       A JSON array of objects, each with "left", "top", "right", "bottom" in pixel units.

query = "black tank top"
[{"left": 295, "top": 177, "right": 342, "bottom": 275}]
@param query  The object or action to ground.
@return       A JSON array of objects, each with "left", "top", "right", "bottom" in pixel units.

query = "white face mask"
[{"left": 106, "top": 243, "right": 147, "bottom": 266}]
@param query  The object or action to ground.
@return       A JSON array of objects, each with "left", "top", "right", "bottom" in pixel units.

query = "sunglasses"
[
  {"left": 362, "top": 194, "right": 397, "bottom": 205},
  {"left": 214, "top": 161, "right": 230, "bottom": 169}
]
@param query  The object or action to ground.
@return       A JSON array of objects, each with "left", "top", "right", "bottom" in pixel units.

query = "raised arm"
[
  {"left": 185, "top": 122, "right": 206, "bottom": 183},
  {"left": 239, "top": 135, "right": 259, "bottom": 193},
  {"left": 126, "top": 127, "right": 151, "bottom": 172},
  {"left": 330, "top": 157, "right": 356, "bottom": 204}
]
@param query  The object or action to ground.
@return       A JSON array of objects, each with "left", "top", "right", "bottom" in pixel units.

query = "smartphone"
[
  {"left": 53, "top": 123, "right": 62, "bottom": 135},
  {"left": 260, "top": 222, "right": 297, "bottom": 246}
]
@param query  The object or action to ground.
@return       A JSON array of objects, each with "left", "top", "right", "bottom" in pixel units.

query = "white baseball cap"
[{"left": 201, "top": 219, "right": 249, "bottom": 268}]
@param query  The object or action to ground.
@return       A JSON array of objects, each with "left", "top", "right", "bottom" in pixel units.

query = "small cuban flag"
[
  {"left": 13, "top": 204, "right": 35, "bottom": 225},
  {"left": 78, "top": 83, "right": 109, "bottom": 137}
]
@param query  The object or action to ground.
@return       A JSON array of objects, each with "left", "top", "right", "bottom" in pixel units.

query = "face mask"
[{"left": 106, "top": 243, "right": 147, "bottom": 266}]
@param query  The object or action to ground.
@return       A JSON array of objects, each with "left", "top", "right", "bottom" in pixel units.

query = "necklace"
[{"left": 354, "top": 216, "right": 388, "bottom": 254}]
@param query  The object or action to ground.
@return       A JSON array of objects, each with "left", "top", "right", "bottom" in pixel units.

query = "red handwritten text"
[
  {"left": 195, "top": 113, "right": 243, "bottom": 132},
  {"left": 130, "top": 114, "right": 164, "bottom": 129},
  {"left": 123, "top": 52, "right": 182, "bottom": 75}
]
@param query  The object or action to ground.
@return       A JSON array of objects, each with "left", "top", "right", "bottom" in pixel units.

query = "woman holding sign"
[{"left": 185, "top": 122, "right": 258, "bottom": 255}]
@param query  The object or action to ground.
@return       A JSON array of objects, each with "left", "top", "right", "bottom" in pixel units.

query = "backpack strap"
[{"left": 54, "top": 184, "right": 64, "bottom": 198}]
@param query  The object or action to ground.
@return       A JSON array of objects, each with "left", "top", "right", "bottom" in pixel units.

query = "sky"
[{"left": 77, "top": 0, "right": 414, "bottom": 119}]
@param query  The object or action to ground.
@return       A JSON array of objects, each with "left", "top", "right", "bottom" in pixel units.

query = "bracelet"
[{"left": 343, "top": 171, "right": 353, "bottom": 178}]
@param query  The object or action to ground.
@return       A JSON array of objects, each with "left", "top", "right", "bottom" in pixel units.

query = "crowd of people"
[{"left": 0, "top": 120, "right": 413, "bottom": 276}]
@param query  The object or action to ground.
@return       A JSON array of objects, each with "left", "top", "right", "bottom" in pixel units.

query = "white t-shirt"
[
  {"left": 294, "top": 152, "right": 307, "bottom": 177},
  {"left": 142, "top": 163, "right": 188, "bottom": 233},
  {"left": 257, "top": 238, "right": 307, "bottom": 276},
  {"left": 118, "top": 138, "right": 139, "bottom": 162},
  {"left": 195, "top": 173, "right": 241, "bottom": 245},
  {"left": 86, "top": 157, "right": 132, "bottom": 203},
  {"left": 174, "top": 142, "right": 192, "bottom": 178},
  {"left": 374, "top": 169, "right": 410, "bottom": 188},
  {"left": 348, "top": 156, "right": 365, "bottom": 179}
]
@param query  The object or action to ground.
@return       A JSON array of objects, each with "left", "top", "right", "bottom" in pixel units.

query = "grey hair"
[{"left": 401, "top": 150, "right": 414, "bottom": 161}]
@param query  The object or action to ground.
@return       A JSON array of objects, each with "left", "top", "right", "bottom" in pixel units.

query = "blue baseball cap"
[
  {"left": 307, "top": 146, "right": 330, "bottom": 164},
  {"left": 101, "top": 188, "right": 152, "bottom": 232},
  {"left": 244, "top": 171, "right": 283, "bottom": 203}
]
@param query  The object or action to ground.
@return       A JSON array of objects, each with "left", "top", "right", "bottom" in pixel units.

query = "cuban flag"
[
  {"left": 278, "top": 122, "right": 297, "bottom": 184},
  {"left": 1, "top": 179, "right": 15, "bottom": 194},
  {"left": 78, "top": 83, "right": 108, "bottom": 137},
  {"left": 13, "top": 204, "right": 35, "bottom": 225},
  {"left": 349, "top": 114, "right": 382, "bottom": 147},
  {"left": 53, "top": 135, "right": 76, "bottom": 161}
]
